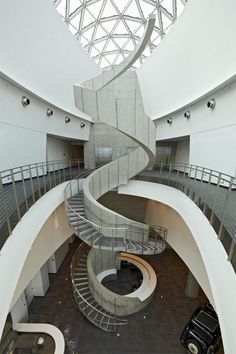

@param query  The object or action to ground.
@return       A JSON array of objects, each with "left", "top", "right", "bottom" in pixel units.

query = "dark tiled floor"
[{"left": 29, "top": 240, "right": 207, "bottom": 354}]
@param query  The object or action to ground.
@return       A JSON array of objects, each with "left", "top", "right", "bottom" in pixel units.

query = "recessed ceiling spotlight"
[
  {"left": 21, "top": 96, "right": 30, "bottom": 106},
  {"left": 207, "top": 99, "right": 216, "bottom": 109},
  {"left": 65, "top": 117, "right": 71, "bottom": 123},
  {"left": 46, "top": 108, "right": 53, "bottom": 117},
  {"left": 80, "top": 122, "right": 85, "bottom": 128},
  {"left": 184, "top": 111, "right": 191, "bottom": 119},
  {"left": 167, "top": 117, "right": 172, "bottom": 124}
]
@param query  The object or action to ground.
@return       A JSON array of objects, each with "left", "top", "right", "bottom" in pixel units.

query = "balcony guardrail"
[
  {"left": 137, "top": 162, "right": 236, "bottom": 271},
  {"left": 0, "top": 159, "right": 85, "bottom": 249}
]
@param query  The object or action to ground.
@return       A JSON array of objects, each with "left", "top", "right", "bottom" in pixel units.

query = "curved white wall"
[
  {"left": 138, "top": 0, "right": 236, "bottom": 119},
  {"left": 155, "top": 79, "right": 236, "bottom": 176},
  {"left": 0, "top": 182, "right": 73, "bottom": 340},
  {"left": 0, "top": 0, "right": 101, "bottom": 117},
  {"left": 118, "top": 180, "right": 236, "bottom": 354}
]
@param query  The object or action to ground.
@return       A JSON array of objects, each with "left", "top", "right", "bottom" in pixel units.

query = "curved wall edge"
[
  {"left": 118, "top": 180, "right": 236, "bottom": 354},
  {"left": 0, "top": 182, "right": 73, "bottom": 340}
]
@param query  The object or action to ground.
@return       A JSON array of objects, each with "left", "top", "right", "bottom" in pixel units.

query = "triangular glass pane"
[
  {"left": 69, "top": 24, "right": 77, "bottom": 35},
  {"left": 126, "top": 20, "right": 140, "bottom": 34},
  {"left": 114, "top": 20, "right": 128, "bottom": 35},
  {"left": 100, "top": 57, "right": 110, "bottom": 68},
  {"left": 176, "top": 0, "right": 185, "bottom": 15},
  {"left": 80, "top": 34, "right": 89, "bottom": 46},
  {"left": 124, "top": 0, "right": 141, "bottom": 18},
  {"left": 83, "top": 9, "right": 95, "bottom": 27},
  {"left": 91, "top": 46, "right": 100, "bottom": 57},
  {"left": 102, "top": 20, "right": 117, "bottom": 33},
  {"left": 70, "top": 14, "right": 80, "bottom": 28},
  {"left": 87, "top": 1, "right": 102, "bottom": 18},
  {"left": 141, "top": 3, "right": 155, "bottom": 18},
  {"left": 106, "top": 40, "right": 119, "bottom": 51},
  {"left": 161, "top": 0, "right": 173, "bottom": 15},
  {"left": 95, "top": 25, "right": 108, "bottom": 38},
  {"left": 114, "top": 54, "right": 124, "bottom": 65},
  {"left": 102, "top": 0, "right": 118, "bottom": 18},
  {"left": 94, "top": 39, "right": 107, "bottom": 52},
  {"left": 115, "top": 37, "right": 128, "bottom": 49},
  {"left": 111, "top": 0, "right": 127, "bottom": 13},
  {"left": 124, "top": 40, "right": 135, "bottom": 51},
  {"left": 161, "top": 12, "right": 173, "bottom": 30},
  {"left": 70, "top": 0, "right": 82, "bottom": 14},
  {"left": 105, "top": 52, "right": 118, "bottom": 64},
  {"left": 135, "top": 26, "right": 144, "bottom": 38},
  {"left": 82, "top": 27, "right": 94, "bottom": 41},
  {"left": 57, "top": 0, "right": 66, "bottom": 17}
]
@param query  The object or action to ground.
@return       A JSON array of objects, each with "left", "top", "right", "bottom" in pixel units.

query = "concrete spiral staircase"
[
  {"left": 71, "top": 243, "right": 127, "bottom": 332},
  {"left": 65, "top": 15, "right": 167, "bottom": 331}
]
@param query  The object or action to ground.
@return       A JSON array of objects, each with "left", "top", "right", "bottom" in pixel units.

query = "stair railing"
[{"left": 64, "top": 174, "right": 167, "bottom": 254}]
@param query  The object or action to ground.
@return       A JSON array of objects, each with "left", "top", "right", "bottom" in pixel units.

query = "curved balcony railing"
[
  {"left": 137, "top": 162, "right": 236, "bottom": 272},
  {"left": 64, "top": 173, "right": 167, "bottom": 254},
  {"left": 0, "top": 159, "right": 85, "bottom": 249}
]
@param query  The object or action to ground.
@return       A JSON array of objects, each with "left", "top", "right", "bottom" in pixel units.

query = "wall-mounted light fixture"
[
  {"left": 207, "top": 99, "right": 216, "bottom": 109},
  {"left": 46, "top": 108, "right": 53, "bottom": 117},
  {"left": 80, "top": 122, "right": 85, "bottom": 128},
  {"left": 21, "top": 96, "right": 30, "bottom": 106},
  {"left": 65, "top": 117, "right": 71, "bottom": 123},
  {"left": 184, "top": 111, "right": 191, "bottom": 119},
  {"left": 167, "top": 117, "right": 172, "bottom": 124}
]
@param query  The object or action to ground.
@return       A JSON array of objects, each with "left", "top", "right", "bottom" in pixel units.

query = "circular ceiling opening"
[{"left": 54, "top": 0, "right": 186, "bottom": 69}]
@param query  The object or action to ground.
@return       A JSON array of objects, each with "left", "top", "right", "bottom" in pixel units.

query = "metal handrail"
[
  {"left": 0, "top": 159, "right": 86, "bottom": 250},
  {"left": 64, "top": 173, "right": 167, "bottom": 243},
  {"left": 139, "top": 162, "right": 236, "bottom": 269},
  {"left": 70, "top": 242, "right": 127, "bottom": 324}
]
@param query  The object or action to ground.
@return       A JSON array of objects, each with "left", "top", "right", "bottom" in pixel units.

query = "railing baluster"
[
  {"left": 41, "top": 163, "right": 47, "bottom": 194},
  {"left": 28, "top": 166, "right": 36, "bottom": 203},
  {"left": 0, "top": 174, "right": 12, "bottom": 235},
  {"left": 35, "top": 164, "right": 41, "bottom": 198},
  {"left": 20, "top": 167, "right": 29, "bottom": 211},
  {"left": 10, "top": 169, "right": 21, "bottom": 221}
]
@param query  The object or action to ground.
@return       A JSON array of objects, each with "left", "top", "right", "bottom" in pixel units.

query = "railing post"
[
  {"left": 20, "top": 167, "right": 29, "bottom": 211},
  {"left": 69, "top": 160, "right": 72, "bottom": 180},
  {"left": 10, "top": 169, "right": 21, "bottom": 221},
  {"left": 203, "top": 170, "right": 213, "bottom": 215},
  {"left": 35, "top": 164, "right": 41, "bottom": 198},
  {"left": 217, "top": 176, "right": 234, "bottom": 239},
  {"left": 0, "top": 174, "right": 12, "bottom": 235},
  {"left": 41, "top": 163, "right": 47, "bottom": 194}
]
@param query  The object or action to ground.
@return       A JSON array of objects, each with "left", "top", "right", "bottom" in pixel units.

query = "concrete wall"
[
  {"left": 175, "top": 138, "right": 190, "bottom": 165},
  {"left": 138, "top": 0, "right": 236, "bottom": 119},
  {"left": 0, "top": 0, "right": 101, "bottom": 116},
  {"left": 98, "top": 191, "right": 148, "bottom": 223}
]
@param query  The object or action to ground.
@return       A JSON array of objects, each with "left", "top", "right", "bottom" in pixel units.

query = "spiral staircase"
[{"left": 65, "top": 15, "right": 167, "bottom": 331}]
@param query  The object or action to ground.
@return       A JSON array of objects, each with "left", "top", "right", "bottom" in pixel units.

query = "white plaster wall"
[
  {"left": 0, "top": 0, "right": 101, "bottom": 116},
  {"left": 118, "top": 180, "right": 236, "bottom": 354},
  {"left": 0, "top": 182, "right": 73, "bottom": 340},
  {"left": 31, "top": 263, "right": 50, "bottom": 297},
  {"left": 0, "top": 122, "right": 46, "bottom": 171},
  {"left": 138, "top": 0, "right": 236, "bottom": 119},
  {"left": 47, "top": 135, "right": 75, "bottom": 162},
  {"left": 10, "top": 292, "right": 28, "bottom": 325},
  {"left": 0, "top": 76, "right": 90, "bottom": 171},
  {"left": 155, "top": 80, "right": 236, "bottom": 176}
]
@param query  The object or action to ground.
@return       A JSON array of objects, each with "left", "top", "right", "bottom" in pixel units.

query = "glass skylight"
[{"left": 54, "top": 0, "right": 187, "bottom": 69}]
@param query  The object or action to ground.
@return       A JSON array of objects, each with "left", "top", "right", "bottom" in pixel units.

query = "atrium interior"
[{"left": 0, "top": 1, "right": 236, "bottom": 354}]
